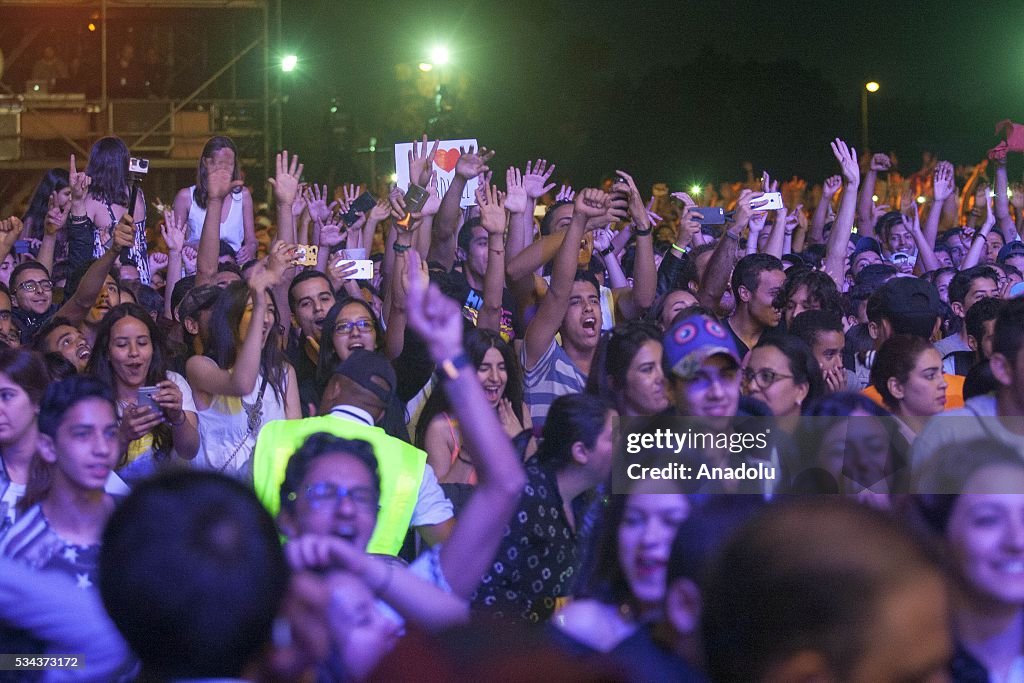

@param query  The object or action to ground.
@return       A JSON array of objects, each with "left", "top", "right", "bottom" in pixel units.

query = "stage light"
[
  {"left": 429, "top": 45, "right": 450, "bottom": 66},
  {"left": 690, "top": 184, "right": 702, "bottom": 195},
  {"left": 281, "top": 55, "right": 298, "bottom": 72},
  {"left": 916, "top": 195, "right": 926, "bottom": 204},
  {"left": 389, "top": 172, "right": 399, "bottom": 183},
  {"left": 871, "top": 194, "right": 878, "bottom": 202}
]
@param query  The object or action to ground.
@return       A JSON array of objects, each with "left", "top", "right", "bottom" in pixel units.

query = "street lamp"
[{"left": 861, "top": 81, "right": 879, "bottom": 152}]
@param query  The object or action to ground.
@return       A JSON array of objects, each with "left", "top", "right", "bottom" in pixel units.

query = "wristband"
[
  {"left": 598, "top": 246, "right": 614, "bottom": 257},
  {"left": 670, "top": 243, "right": 690, "bottom": 255},
  {"left": 392, "top": 242, "right": 412, "bottom": 254},
  {"left": 168, "top": 411, "right": 187, "bottom": 427},
  {"left": 633, "top": 226, "right": 653, "bottom": 237},
  {"left": 436, "top": 351, "right": 470, "bottom": 381},
  {"left": 723, "top": 230, "right": 740, "bottom": 241}
]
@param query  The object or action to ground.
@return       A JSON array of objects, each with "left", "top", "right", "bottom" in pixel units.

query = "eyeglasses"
[
  {"left": 0, "top": 311, "right": 10, "bottom": 322},
  {"left": 334, "top": 319, "right": 373, "bottom": 336},
  {"left": 16, "top": 279, "right": 52, "bottom": 293},
  {"left": 292, "top": 482, "right": 379, "bottom": 512},
  {"left": 742, "top": 368, "right": 794, "bottom": 389}
]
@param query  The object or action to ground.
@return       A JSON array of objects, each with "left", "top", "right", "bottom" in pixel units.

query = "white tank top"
[
  {"left": 196, "top": 371, "right": 287, "bottom": 482},
  {"left": 185, "top": 184, "right": 246, "bottom": 252}
]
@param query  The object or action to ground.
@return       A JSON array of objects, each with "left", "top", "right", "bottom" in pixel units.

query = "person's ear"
[
  {"left": 967, "top": 334, "right": 979, "bottom": 352},
  {"left": 887, "top": 377, "right": 906, "bottom": 401},
  {"left": 951, "top": 301, "right": 965, "bottom": 318},
  {"left": 665, "top": 578, "right": 701, "bottom": 635},
  {"left": 37, "top": 433, "right": 58, "bottom": 465},
  {"left": 794, "top": 381, "right": 809, "bottom": 407},
  {"left": 571, "top": 441, "right": 589, "bottom": 466},
  {"left": 867, "top": 320, "right": 879, "bottom": 341},
  {"left": 456, "top": 247, "right": 467, "bottom": 263},
  {"left": 183, "top": 316, "right": 199, "bottom": 335},
  {"left": 737, "top": 284, "right": 752, "bottom": 304},
  {"left": 990, "top": 352, "right": 1014, "bottom": 387}
]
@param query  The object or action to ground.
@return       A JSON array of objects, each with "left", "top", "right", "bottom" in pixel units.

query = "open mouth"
[
  {"left": 347, "top": 341, "right": 366, "bottom": 352},
  {"left": 77, "top": 346, "right": 91, "bottom": 360},
  {"left": 582, "top": 317, "right": 597, "bottom": 331},
  {"left": 334, "top": 525, "right": 359, "bottom": 543},
  {"left": 634, "top": 556, "right": 667, "bottom": 578},
  {"left": 483, "top": 385, "right": 502, "bottom": 401}
]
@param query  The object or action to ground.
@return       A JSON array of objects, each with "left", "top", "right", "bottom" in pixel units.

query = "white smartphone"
[
  {"left": 337, "top": 259, "right": 374, "bottom": 280},
  {"left": 756, "top": 192, "right": 784, "bottom": 211}
]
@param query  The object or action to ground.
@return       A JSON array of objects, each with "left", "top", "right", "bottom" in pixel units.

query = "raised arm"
[
  {"left": 475, "top": 181, "right": 508, "bottom": 334},
  {"left": 822, "top": 138, "right": 860, "bottom": 285},
  {"left": 905, "top": 211, "right": 940, "bottom": 273},
  {"left": 506, "top": 160, "right": 555, "bottom": 267},
  {"left": 405, "top": 259, "right": 527, "bottom": 600},
  {"left": 433, "top": 145, "right": 493, "bottom": 258},
  {"left": 268, "top": 151, "right": 303, "bottom": 245},
  {"left": 697, "top": 189, "right": 763, "bottom": 311},
  {"left": 993, "top": 157, "right": 1019, "bottom": 243},
  {"left": 161, "top": 209, "right": 186, "bottom": 320},
  {"left": 37, "top": 193, "right": 68, "bottom": 274},
  {"left": 857, "top": 154, "right": 890, "bottom": 237},
  {"left": 196, "top": 156, "right": 243, "bottom": 287},
  {"left": 55, "top": 214, "right": 133, "bottom": 324},
  {"left": 926, "top": 161, "right": 955, "bottom": 250},
  {"left": 613, "top": 170, "right": 656, "bottom": 318},
  {"left": 522, "top": 189, "right": 605, "bottom": 370},
  {"left": 960, "top": 195, "right": 996, "bottom": 270},
  {"left": 810, "top": 175, "right": 841, "bottom": 245}
]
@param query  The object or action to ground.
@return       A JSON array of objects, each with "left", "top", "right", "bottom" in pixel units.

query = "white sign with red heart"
[{"left": 394, "top": 138, "right": 480, "bottom": 208}]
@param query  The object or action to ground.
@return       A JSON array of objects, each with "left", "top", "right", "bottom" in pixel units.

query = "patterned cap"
[{"left": 663, "top": 313, "right": 740, "bottom": 379}]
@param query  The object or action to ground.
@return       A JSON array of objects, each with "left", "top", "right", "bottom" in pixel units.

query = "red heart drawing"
[{"left": 433, "top": 148, "right": 461, "bottom": 173}]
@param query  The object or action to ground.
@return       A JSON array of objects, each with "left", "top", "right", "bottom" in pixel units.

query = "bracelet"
[
  {"left": 670, "top": 243, "right": 690, "bottom": 255},
  {"left": 371, "top": 560, "right": 394, "bottom": 596},
  {"left": 633, "top": 227, "right": 653, "bottom": 237},
  {"left": 722, "top": 231, "right": 740, "bottom": 241},
  {"left": 392, "top": 242, "right": 412, "bottom": 253},
  {"left": 168, "top": 411, "right": 187, "bottom": 427},
  {"left": 437, "top": 351, "right": 471, "bottom": 381},
  {"left": 599, "top": 246, "right": 615, "bottom": 257}
]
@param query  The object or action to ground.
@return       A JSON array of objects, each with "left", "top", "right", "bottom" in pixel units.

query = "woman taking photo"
[
  {"left": 187, "top": 258, "right": 300, "bottom": 478},
  {"left": 742, "top": 335, "right": 825, "bottom": 432},
  {"left": 68, "top": 137, "right": 151, "bottom": 285},
  {"left": 172, "top": 136, "right": 257, "bottom": 262},
  {"left": 586, "top": 320, "right": 669, "bottom": 417},
  {"left": 416, "top": 328, "right": 532, "bottom": 485},
  {"left": 86, "top": 302, "right": 199, "bottom": 484},
  {"left": 869, "top": 334, "right": 948, "bottom": 440}
]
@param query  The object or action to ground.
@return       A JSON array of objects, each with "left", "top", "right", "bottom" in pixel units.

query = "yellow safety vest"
[{"left": 252, "top": 415, "right": 426, "bottom": 556}]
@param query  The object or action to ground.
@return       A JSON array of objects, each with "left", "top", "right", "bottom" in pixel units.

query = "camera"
[{"left": 129, "top": 157, "right": 150, "bottom": 178}]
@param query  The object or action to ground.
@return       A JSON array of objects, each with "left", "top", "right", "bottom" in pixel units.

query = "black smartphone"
[
  {"left": 403, "top": 183, "right": 430, "bottom": 215},
  {"left": 341, "top": 192, "right": 376, "bottom": 226},
  {"left": 693, "top": 207, "right": 726, "bottom": 225}
]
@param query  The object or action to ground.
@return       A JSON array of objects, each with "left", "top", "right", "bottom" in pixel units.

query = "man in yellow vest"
[{"left": 253, "top": 349, "right": 454, "bottom": 555}]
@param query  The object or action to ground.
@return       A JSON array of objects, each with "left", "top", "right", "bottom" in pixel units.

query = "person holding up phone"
[{"left": 85, "top": 302, "right": 199, "bottom": 485}]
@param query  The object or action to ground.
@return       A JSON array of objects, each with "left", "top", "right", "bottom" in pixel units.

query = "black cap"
[
  {"left": 872, "top": 277, "right": 942, "bottom": 319},
  {"left": 333, "top": 349, "right": 396, "bottom": 405},
  {"left": 998, "top": 240, "right": 1024, "bottom": 263}
]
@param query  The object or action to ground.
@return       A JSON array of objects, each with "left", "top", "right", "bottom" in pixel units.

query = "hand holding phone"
[{"left": 137, "top": 386, "right": 162, "bottom": 414}]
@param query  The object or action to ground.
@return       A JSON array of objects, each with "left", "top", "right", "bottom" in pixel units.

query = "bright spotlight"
[
  {"left": 389, "top": 172, "right": 399, "bottom": 183},
  {"left": 281, "top": 55, "right": 298, "bottom": 72},
  {"left": 429, "top": 45, "right": 450, "bottom": 66},
  {"left": 916, "top": 195, "right": 926, "bottom": 204},
  {"left": 871, "top": 194, "right": 879, "bottom": 202},
  {"left": 865, "top": 81, "right": 880, "bottom": 93},
  {"left": 690, "top": 184, "right": 702, "bottom": 195}
]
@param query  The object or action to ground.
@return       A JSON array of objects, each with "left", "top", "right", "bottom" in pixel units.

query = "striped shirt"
[
  {"left": 0, "top": 504, "right": 101, "bottom": 590},
  {"left": 522, "top": 339, "right": 587, "bottom": 431}
]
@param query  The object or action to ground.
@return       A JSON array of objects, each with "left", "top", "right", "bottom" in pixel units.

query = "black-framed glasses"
[
  {"left": 334, "top": 319, "right": 373, "bottom": 336},
  {"left": 742, "top": 368, "right": 793, "bottom": 389},
  {"left": 292, "top": 482, "right": 379, "bottom": 512},
  {"left": 16, "top": 279, "right": 52, "bottom": 293}
]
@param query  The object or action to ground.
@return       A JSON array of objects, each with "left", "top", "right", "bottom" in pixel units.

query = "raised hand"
[
  {"left": 497, "top": 398, "right": 524, "bottom": 437},
  {"left": 476, "top": 182, "right": 507, "bottom": 235},
  {"left": 556, "top": 184, "right": 576, "bottom": 203},
  {"left": 406, "top": 249, "right": 463, "bottom": 362},
  {"left": 869, "top": 154, "right": 892, "bottom": 172},
  {"left": 161, "top": 209, "right": 187, "bottom": 252},
  {"left": 305, "top": 184, "right": 337, "bottom": 224},
  {"left": 822, "top": 175, "right": 843, "bottom": 197},
  {"left": 45, "top": 193, "right": 69, "bottom": 235},
  {"left": 615, "top": 170, "right": 650, "bottom": 229},
  {"left": 504, "top": 167, "right": 528, "bottom": 214},
  {"left": 747, "top": 209, "right": 769, "bottom": 235},
  {"left": 317, "top": 219, "right": 345, "bottom": 248},
  {"left": 574, "top": 188, "right": 611, "bottom": 220},
  {"left": 455, "top": 145, "right": 495, "bottom": 180},
  {"left": 670, "top": 191, "right": 696, "bottom": 209},
  {"left": 421, "top": 171, "right": 441, "bottom": 217},
  {"left": 111, "top": 213, "right": 135, "bottom": 252},
  {"left": 291, "top": 185, "right": 308, "bottom": 219},
  {"left": 69, "top": 153, "right": 91, "bottom": 206},
  {"left": 592, "top": 228, "right": 613, "bottom": 253},
  {"left": 932, "top": 161, "right": 955, "bottom": 202},
  {"left": 368, "top": 198, "right": 391, "bottom": 223},
  {"left": 263, "top": 241, "right": 296, "bottom": 282},
  {"left": 236, "top": 242, "right": 256, "bottom": 264},
  {"left": 830, "top": 138, "right": 860, "bottom": 186},
  {"left": 268, "top": 150, "right": 304, "bottom": 206},
  {"left": 678, "top": 207, "right": 702, "bottom": 243},
  {"left": 522, "top": 159, "right": 556, "bottom": 199},
  {"left": 408, "top": 134, "right": 439, "bottom": 187},
  {"left": 732, "top": 189, "right": 768, "bottom": 228},
  {"left": 182, "top": 245, "right": 198, "bottom": 274},
  {"left": 761, "top": 171, "right": 779, "bottom": 194}
]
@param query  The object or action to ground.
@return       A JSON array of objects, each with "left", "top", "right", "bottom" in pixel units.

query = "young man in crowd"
[{"left": 935, "top": 265, "right": 1001, "bottom": 371}]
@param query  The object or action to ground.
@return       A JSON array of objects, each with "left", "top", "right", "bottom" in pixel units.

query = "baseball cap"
[
  {"left": 333, "top": 349, "right": 396, "bottom": 404},
  {"left": 663, "top": 313, "right": 739, "bottom": 380},
  {"left": 997, "top": 240, "right": 1024, "bottom": 263},
  {"left": 870, "top": 277, "right": 942, "bottom": 320}
]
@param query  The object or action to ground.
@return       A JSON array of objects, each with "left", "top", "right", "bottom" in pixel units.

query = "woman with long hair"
[
  {"left": 416, "top": 328, "right": 532, "bottom": 485},
  {"left": 186, "top": 260, "right": 300, "bottom": 478},
  {"left": 585, "top": 320, "right": 669, "bottom": 417},
  {"left": 742, "top": 335, "right": 825, "bottom": 432},
  {"left": 85, "top": 302, "right": 199, "bottom": 484},
  {"left": 69, "top": 137, "right": 151, "bottom": 284},
  {"left": 172, "top": 136, "right": 256, "bottom": 261},
  {"left": 0, "top": 349, "right": 51, "bottom": 535},
  {"left": 20, "top": 168, "right": 70, "bottom": 244},
  {"left": 870, "top": 334, "right": 948, "bottom": 439}
]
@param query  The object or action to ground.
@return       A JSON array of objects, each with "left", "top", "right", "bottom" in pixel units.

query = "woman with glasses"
[
  {"left": 415, "top": 328, "right": 532, "bottom": 486},
  {"left": 187, "top": 260, "right": 300, "bottom": 479},
  {"left": 870, "top": 335, "right": 948, "bottom": 440},
  {"left": 742, "top": 335, "right": 825, "bottom": 432},
  {"left": 585, "top": 320, "right": 669, "bottom": 417},
  {"left": 85, "top": 303, "right": 199, "bottom": 485}
]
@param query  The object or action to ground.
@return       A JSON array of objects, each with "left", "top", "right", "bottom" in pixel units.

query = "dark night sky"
[{"left": 279, "top": 0, "right": 1024, "bottom": 189}]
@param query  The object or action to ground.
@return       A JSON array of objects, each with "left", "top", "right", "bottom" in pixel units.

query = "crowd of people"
[{"left": 1, "top": 124, "right": 1024, "bottom": 681}]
